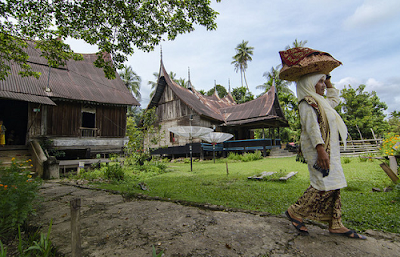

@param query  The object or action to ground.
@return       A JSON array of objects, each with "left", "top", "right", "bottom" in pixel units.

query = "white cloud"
[{"left": 344, "top": 0, "right": 400, "bottom": 29}]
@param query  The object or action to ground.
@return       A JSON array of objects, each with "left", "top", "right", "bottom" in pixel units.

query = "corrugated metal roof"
[
  {"left": 149, "top": 61, "right": 288, "bottom": 128},
  {"left": 0, "top": 41, "right": 140, "bottom": 106},
  {"left": 0, "top": 91, "right": 56, "bottom": 105}
]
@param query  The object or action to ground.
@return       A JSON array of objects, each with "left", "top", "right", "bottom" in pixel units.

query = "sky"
[{"left": 66, "top": 0, "right": 400, "bottom": 116}]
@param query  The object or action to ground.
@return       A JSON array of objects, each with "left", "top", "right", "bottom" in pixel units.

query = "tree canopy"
[
  {"left": 231, "top": 86, "right": 254, "bottom": 104},
  {"left": 336, "top": 84, "right": 388, "bottom": 139},
  {"left": 0, "top": 0, "right": 220, "bottom": 80},
  {"left": 206, "top": 84, "right": 228, "bottom": 98},
  {"left": 388, "top": 111, "right": 400, "bottom": 134}
]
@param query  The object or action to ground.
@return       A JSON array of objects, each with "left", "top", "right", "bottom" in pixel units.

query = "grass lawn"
[{"left": 90, "top": 156, "right": 399, "bottom": 234}]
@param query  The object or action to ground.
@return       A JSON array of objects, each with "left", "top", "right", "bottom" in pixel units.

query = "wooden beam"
[{"left": 380, "top": 163, "right": 399, "bottom": 183}]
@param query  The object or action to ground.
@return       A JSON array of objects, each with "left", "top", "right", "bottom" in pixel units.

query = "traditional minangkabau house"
[
  {"left": 146, "top": 60, "right": 288, "bottom": 159},
  {"left": 0, "top": 40, "right": 139, "bottom": 175}
]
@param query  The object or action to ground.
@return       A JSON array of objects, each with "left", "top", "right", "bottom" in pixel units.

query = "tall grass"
[{"left": 94, "top": 156, "right": 399, "bottom": 233}]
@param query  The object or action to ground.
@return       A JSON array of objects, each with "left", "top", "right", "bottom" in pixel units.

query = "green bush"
[
  {"left": 227, "top": 151, "right": 263, "bottom": 162},
  {"left": 227, "top": 152, "right": 241, "bottom": 161},
  {"left": 125, "top": 152, "right": 150, "bottom": 166},
  {"left": 0, "top": 159, "right": 41, "bottom": 240},
  {"left": 103, "top": 163, "right": 125, "bottom": 181},
  {"left": 137, "top": 160, "right": 168, "bottom": 174},
  {"left": 343, "top": 157, "right": 351, "bottom": 164}
]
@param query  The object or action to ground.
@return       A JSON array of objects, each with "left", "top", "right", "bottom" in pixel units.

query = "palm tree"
[
  {"left": 256, "top": 65, "right": 293, "bottom": 95},
  {"left": 148, "top": 71, "right": 177, "bottom": 97},
  {"left": 119, "top": 66, "right": 141, "bottom": 102},
  {"left": 285, "top": 39, "right": 308, "bottom": 50},
  {"left": 231, "top": 40, "right": 254, "bottom": 91},
  {"left": 148, "top": 72, "right": 159, "bottom": 95},
  {"left": 176, "top": 78, "right": 188, "bottom": 88}
]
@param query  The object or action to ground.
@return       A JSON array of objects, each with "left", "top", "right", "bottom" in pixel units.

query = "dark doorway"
[{"left": 0, "top": 99, "right": 28, "bottom": 145}]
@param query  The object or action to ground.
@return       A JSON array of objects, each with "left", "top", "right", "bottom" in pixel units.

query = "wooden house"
[
  {"left": 0, "top": 41, "right": 139, "bottom": 160},
  {"left": 146, "top": 60, "right": 288, "bottom": 158}
]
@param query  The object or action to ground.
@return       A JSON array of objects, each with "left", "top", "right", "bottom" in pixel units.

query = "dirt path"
[{"left": 31, "top": 181, "right": 400, "bottom": 257}]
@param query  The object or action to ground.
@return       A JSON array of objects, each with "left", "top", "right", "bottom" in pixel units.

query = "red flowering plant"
[{"left": 0, "top": 158, "right": 41, "bottom": 240}]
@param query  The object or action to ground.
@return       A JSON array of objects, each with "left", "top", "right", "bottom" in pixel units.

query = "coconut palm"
[
  {"left": 119, "top": 66, "right": 141, "bottom": 102},
  {"left": 176, "top": 78, "right": 188, "bottom": 88},
  {"left": 148, "top": 72, "right": 159, "bottom": 94},
  {"left": 256, "top": 65, "right": 293, "bottom": 95},
  {"left": 148, "top": 71, "right": 177, "bottom": 97},
  {"left": 285, "top": 39, "right": 308, "bottom": 50},
  {"left": 231, "top": 40, "right": 254, "bottom": 91}
]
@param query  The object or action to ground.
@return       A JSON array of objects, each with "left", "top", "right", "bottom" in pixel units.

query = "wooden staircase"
[{"left": 0, "top": 145, "right": 34, "bottom": 172}]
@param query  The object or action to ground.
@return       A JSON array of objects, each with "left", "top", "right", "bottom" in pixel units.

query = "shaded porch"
[{"left": 151, "top": 138, "right": 282, "bottom": 159}]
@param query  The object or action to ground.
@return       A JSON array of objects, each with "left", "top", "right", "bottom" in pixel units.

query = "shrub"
[
  {"left": 103, "top": 163, "right": 125, "bottom": 181},
  {"left": 343, "top": 157, "right": 351, "bottom": 164},
  {"left": 125, "top": 151, "right": 151, "bottom": 166},
  {"left": 227, "top": 152, "right": 241, "bottom": 161},
  {"left": 227, "top": 151, "right": 263, "bottom": 162},
  {"left": 0, "top": 159, "right": 41, "bottom": 240},
  {"left": 137, "top": 160, "right": 168, "bottom": 174}
]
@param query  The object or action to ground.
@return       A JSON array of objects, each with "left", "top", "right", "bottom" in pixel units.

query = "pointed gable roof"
[
  {"left": 220, "top": 86, "right": 288, "bottom": 127},
  {"left": 148, "top": 60, "right": 288, "bottom": 128}
]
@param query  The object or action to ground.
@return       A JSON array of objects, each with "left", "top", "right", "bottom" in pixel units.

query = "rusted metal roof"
[
  {"left": 0, "top": 41, "right": 140, "bottom": 106},
  {"left": 0, "top": 91, "right": 56, "bottom": 105},
  {"left": 148, "top": 61, "right": 288, "bottom": 128}
]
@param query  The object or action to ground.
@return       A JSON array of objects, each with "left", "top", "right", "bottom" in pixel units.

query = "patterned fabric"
[
  {"left": 279, "top": 47, "right": 321, "bottom": 66},
  {"left": 300, "top": 96, "right": 331, "bottom": 156},
  {"left": 288, "top": 185, "right": 344, "bottom": 229}
]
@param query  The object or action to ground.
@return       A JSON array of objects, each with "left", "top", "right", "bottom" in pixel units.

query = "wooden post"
[
  {"left": 71, "top": 198, "right": 82, "bottom": 257},
  {"left": 388, "top": 156, "right": 398, "bottom": 175},
  {"left": 355, "top": 124, "right": 364, "bottom": 145},
  {"left": 226, "top": 161, "right": 229, "bottom": 175},
  {"left": 379, "top": 163, "right": 399, "bottom": 183}
]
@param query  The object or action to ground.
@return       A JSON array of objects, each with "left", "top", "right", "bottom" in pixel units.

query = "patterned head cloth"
[{"left": 296, "top": 73, "right": 348, "bottom": 148}]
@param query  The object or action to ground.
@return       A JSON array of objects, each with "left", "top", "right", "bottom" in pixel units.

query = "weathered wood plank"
[
  {"left": 388, "top": 156, "right": 398, "bottom": 176},
  {"left": 279, "top": 171, "right": 298, "bottom": 181},
  {"left": 248, "top": 171, "right": 276, "bottom": 180},
  {"left": 380, "top": 163, "right": 399, "bottom": 183}
]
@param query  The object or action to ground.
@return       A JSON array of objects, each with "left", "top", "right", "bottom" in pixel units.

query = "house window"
[
  {"left": 81, "top": 105, "right": 97, "bottom": 137},
  {"left": 82, "top": 112, "right": 95, "bottom": 128}
]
